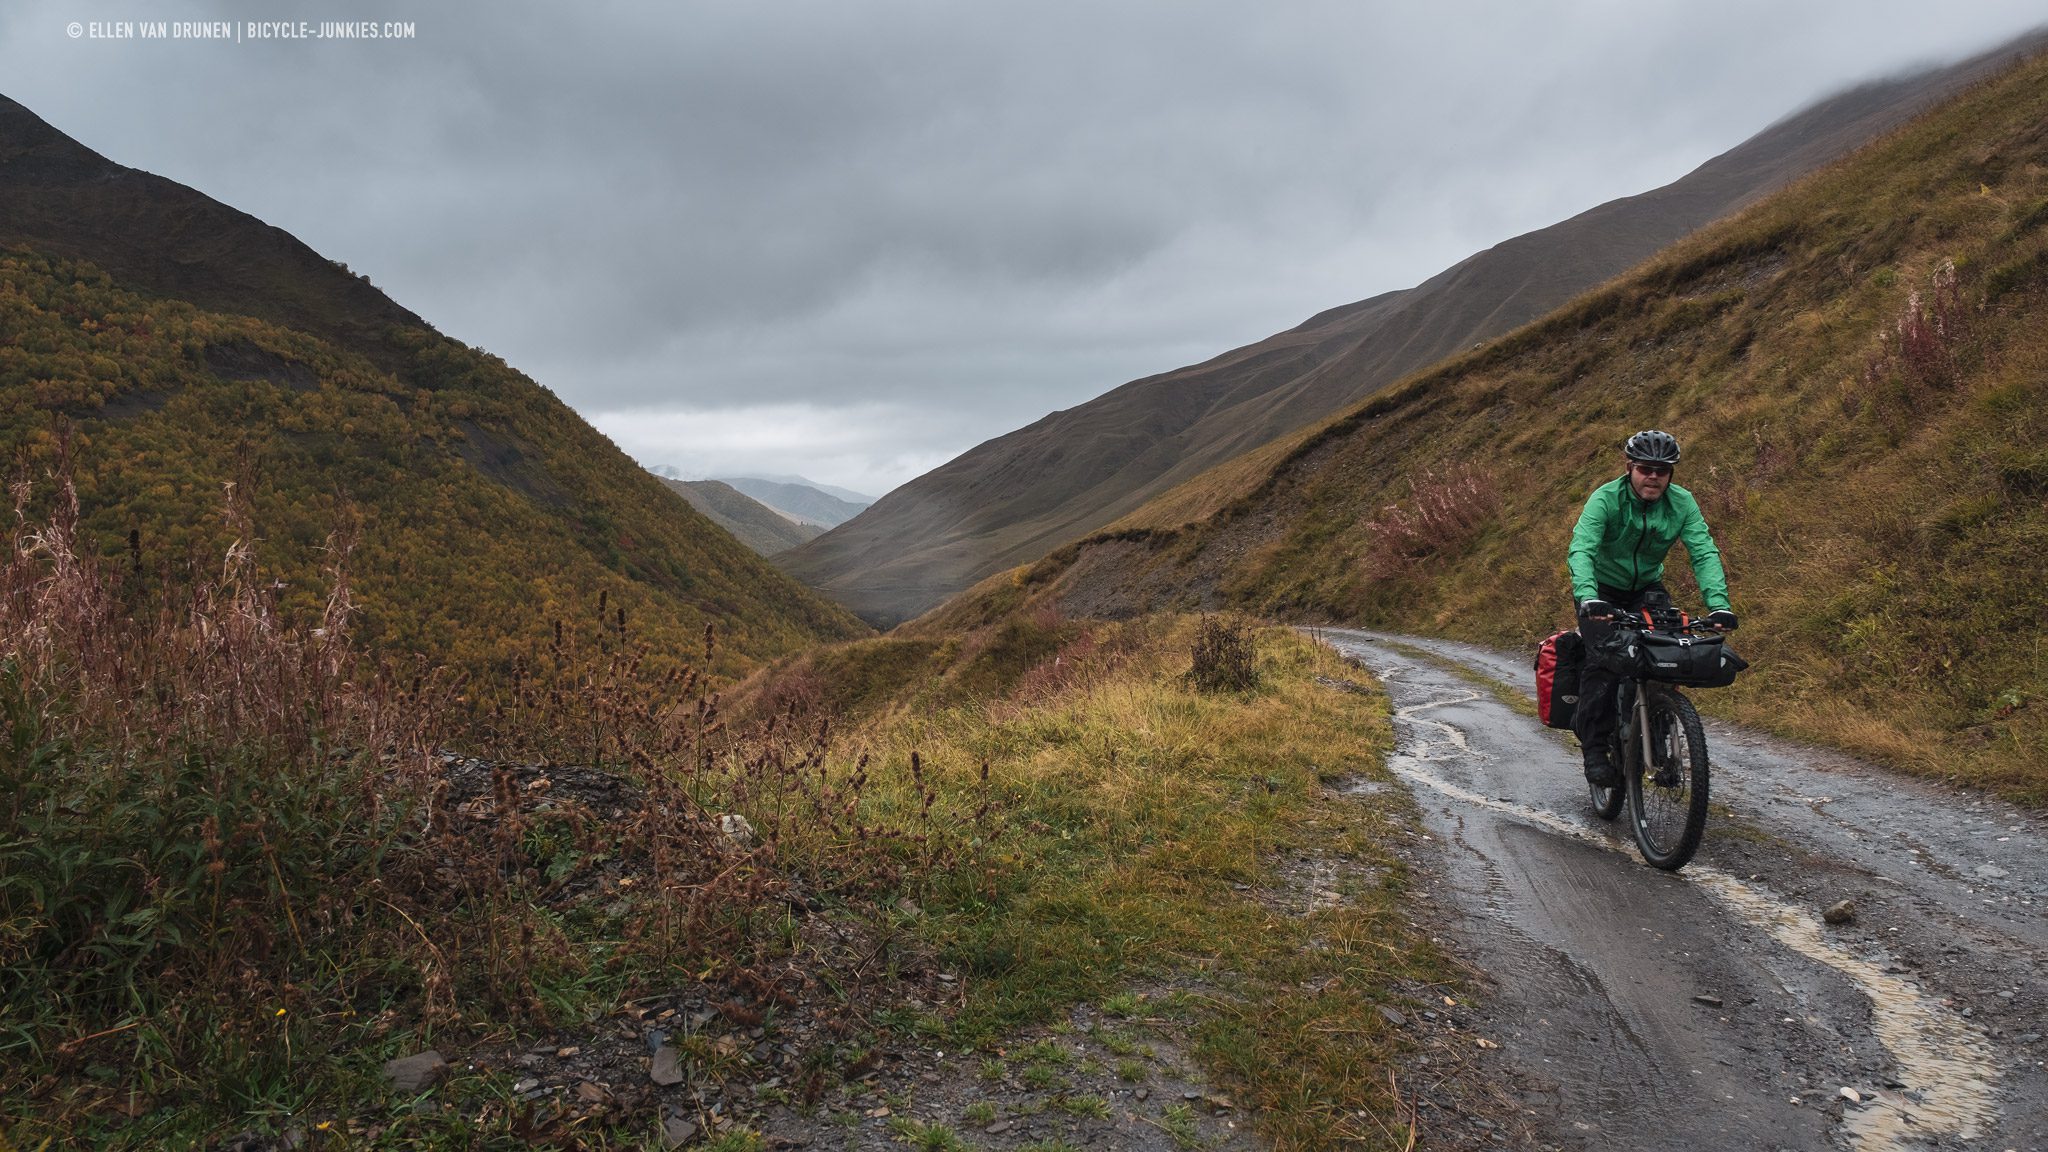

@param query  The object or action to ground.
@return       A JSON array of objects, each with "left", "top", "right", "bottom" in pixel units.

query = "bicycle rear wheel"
[{"left": 1627, "top": 687, "right": 1709, "bottom": 870}]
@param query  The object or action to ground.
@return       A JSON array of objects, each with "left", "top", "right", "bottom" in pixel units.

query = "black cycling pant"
[{"left": 1572, "top": 582, "right": 1672, "bottom": 763}]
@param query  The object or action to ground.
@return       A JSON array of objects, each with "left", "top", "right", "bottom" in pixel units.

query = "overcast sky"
[{"left": 5, "top": 2, "right": 2044, "bottom": 497}]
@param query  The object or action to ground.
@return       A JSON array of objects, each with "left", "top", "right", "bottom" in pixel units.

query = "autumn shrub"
[
  {"left": 0, "top": 460, "right": 451, "bottom": 1112},
  {"left": 1187, "top": 615, "right": 1260, "bottom": 693},
  {"left": 1359, "top": 464, "right": 1502, "bottom": 581},
  {"left": 1852, "top": 260, "right": 1976, "bottom": 436},
  {"left": 1892, "top": 259, "right": 1971, "bottom": 391}
]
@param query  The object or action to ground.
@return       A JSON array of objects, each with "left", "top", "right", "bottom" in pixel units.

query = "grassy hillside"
[
  {"left": 659, "top": 476, "right": 824, "bottom": 555},
  {"left": 970, "top": 46, "right": 2048, "bottom": 803},
  {"left": 0, "top": 249, "right": 867, "bottom": 676},
  {"left": 777, "top": 32, "right": 2044, "bottom": 628},
  {"left": 0, "top": 94, "right": 866, "bottom": 677}
]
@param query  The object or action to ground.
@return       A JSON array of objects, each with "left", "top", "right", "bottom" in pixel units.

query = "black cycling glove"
[
  {"left": 1705, "top": 609, "right": 1739, "bottom": 631},
  {"left": 1576, "top": 598, "right": 1617, "bottom": 622}
]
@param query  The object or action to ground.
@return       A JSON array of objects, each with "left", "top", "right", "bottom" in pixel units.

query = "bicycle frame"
[{"left": 1585, "top": 610, "right": 1722, "bottom": 870}]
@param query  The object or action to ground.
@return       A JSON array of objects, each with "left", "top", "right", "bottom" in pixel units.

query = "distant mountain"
[
  {"left": 717, "top": 477, "right": 870, "bottom": 527},
  {"left": 0, "top": 94, "right": 868, "bottom": 673},
  {"left": 778, "top": 28, "right": 2048, "bottom": 628},
  {"left": 659, "top": 477, "right": 824, "bottom": 555},
  {"left": 731, "top": 473, "right": 875, "bottom": 507}
]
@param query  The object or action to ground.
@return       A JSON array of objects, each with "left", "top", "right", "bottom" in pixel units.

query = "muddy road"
[{"left": 1319, "top": 630, "right": 2046, "bottom": 1152}]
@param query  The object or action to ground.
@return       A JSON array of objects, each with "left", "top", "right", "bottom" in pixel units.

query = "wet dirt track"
[{"left": 1318, "top": 630, "right": 2047, "bottom": 1152}]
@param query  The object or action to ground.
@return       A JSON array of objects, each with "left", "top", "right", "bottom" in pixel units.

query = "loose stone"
[{"left": 382, "top": 1051, "right": 448, "bottom": 1095}]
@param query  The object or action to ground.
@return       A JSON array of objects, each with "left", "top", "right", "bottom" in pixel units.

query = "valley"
[{"left": 3, "top": 19, "right": 2046, "bottom": 1152}]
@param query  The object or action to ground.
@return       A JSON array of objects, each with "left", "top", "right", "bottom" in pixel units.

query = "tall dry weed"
[
  {"left": 1187, "top": 615, "right": 1260, "bottom": 693},
  {"left": 1855, "top": 260, "right": 1975, "bottom": 430},
  {"left": 0, "top": 450, "right": 1002, "bottom": 1125},
  {"left": 1360, "top": 464, "right": 1502, "bottom": 582}
]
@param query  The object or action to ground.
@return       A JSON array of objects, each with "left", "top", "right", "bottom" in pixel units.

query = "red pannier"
[{"left": 1535, "top": 630, "right": 1585, "bottom": 730}]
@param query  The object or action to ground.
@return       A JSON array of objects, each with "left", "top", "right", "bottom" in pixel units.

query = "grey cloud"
[{"left": 4, "top": 0, "right": 2045, "bottom": 490}]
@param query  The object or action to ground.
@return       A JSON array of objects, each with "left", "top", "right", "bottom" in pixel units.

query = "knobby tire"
[
  {"left": 1627, "top": 687, "right": 1710, "bottom": 870},
  {"left": 1589, "top": 732, "right": 1625, "bottom": 820}
]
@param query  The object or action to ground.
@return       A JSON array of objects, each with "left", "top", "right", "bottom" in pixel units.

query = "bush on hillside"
[
  {"left": 1359, "top": 465, "right": 1502, "bottom": 582},
  {"left": 1187, "top": 615, "right": 1260, "bottom": 693},
  {"left": 1860, "top": 258, "right": 1974, "bottom": 402}
]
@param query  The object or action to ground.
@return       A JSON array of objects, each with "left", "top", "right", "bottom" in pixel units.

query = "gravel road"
[{"left": 1319, "top": 630, "right": 2046, "bottom": 1152}]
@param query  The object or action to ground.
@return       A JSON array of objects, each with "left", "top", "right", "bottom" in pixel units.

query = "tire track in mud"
[{"left": 1319, "top": 630, "right": 2043, "bottom": 1152}]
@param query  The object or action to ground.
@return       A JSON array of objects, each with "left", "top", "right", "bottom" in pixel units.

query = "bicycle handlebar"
[{"left": 1582, "top": 610, "right": 1731, "bottom": 635}]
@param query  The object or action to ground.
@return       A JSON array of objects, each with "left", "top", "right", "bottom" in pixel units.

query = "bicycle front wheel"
[{"left": 1627, "top": 687, "right": 1709, "bottom": 870}]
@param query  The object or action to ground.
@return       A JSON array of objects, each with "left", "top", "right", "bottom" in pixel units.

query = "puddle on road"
[
  {"left": 1687, "top": 872, "right": 2001, "bottom": 1148},
  {"left": 1371, "top": 687, "right": 2003, "bottom": 1151}
]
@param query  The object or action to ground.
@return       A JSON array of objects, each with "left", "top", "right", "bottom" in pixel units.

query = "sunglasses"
[{"left": 1631, "top": 463, "right": 1673, "bottom": 478}]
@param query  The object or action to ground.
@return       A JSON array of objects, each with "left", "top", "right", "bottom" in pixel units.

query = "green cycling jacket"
[{"left": 1568, "top": 474, "right": 1731, "bottom": 611}]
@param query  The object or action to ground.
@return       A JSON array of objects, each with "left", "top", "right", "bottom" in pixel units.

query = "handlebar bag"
[
  {"left": 1637, "top": 632, "right": 1748, "bottom": 687},
  {"left": 1585, "top": 628, "right": 1641, "bottom": 676},
  {"left": 1535, "top": 630, "right": 1584, "bottom": 729}
]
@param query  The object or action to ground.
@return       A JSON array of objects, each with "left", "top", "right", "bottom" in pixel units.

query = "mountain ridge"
[
  {"left": 723, "top": 473, "right": 874, "bottom": 506},
  {"left": 718, "top": 476, "right": 870, "bottom": 527},
  {"left": 659, "top": 477, "right": 824, "bottom": 555},
  {"left": 779, "top": 27, "right": 2048, "bottom": 627},
  {"left": 0, "top": 94, "right": 425, "bottom": 373},
  {"left": 0, "top": 95, "right": 869, "bottom": 674}
]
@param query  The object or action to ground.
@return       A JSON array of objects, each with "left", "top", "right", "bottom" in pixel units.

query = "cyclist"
[{"left": 1569, "top": 430, "right": 1737, "bottom": 787}]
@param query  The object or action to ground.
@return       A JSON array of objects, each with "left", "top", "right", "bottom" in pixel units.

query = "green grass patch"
[
  {"left": 833, "top": 619, "right": 1446, "bottom": 1146},
  {"left": 1061, "top": 1094, "right": 1113, "bottom": 1119},
  {"left": 886, "top": 1116, "right": 972, "bottom": 1151}
]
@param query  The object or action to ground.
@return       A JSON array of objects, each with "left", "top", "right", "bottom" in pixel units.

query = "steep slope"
[
  {"left": 952, "top": 45, "right": 2048, "bottom": 800},
  {"left": 659, "top": 477, "right": 824, "bottom": 555},
  {"left": 781, "top": 29, "right": 2048, "bottom": 627},
  {"left": 718, "top": 476, "right": 870, "bottom": 527},
  {"left": 0, "top": 96, "right": 421, "bottom": 371},
  {"left": 0, "top": 96, "right": 868, "bottom": 674}
]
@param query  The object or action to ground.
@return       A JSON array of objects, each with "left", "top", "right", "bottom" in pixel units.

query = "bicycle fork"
[
  {"left": 1618, "top": 683, "right": 1653, "bottom": 777},
  {"left": 1635, "top": 692, "right": 1656, "bottom": 776}
]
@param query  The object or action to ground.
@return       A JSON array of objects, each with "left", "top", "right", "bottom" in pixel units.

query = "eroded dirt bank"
[{"left": 1320, "top": 630, "right": 2046, "bottom": 1152}]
